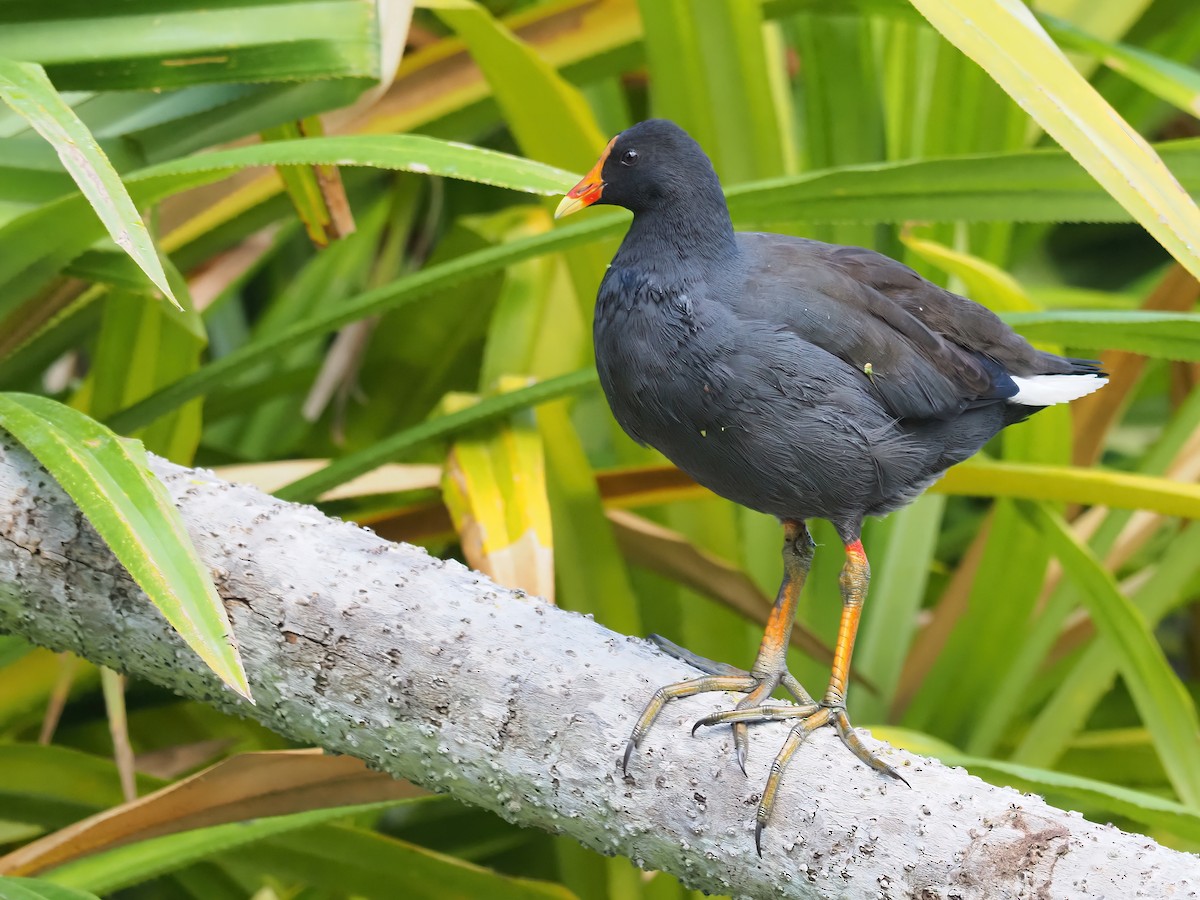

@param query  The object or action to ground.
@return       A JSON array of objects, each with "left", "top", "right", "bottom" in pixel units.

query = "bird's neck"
[{"left": 618, "top": 196, "right": 738, "bottom": 277}]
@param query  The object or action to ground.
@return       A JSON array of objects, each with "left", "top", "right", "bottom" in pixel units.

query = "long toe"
[{"left": 830, "top": 708, "right": 909, "bottom": 786}]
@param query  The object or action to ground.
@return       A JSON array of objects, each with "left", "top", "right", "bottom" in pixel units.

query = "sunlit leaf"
[
  {"left": 0, "top": 876, "right": 100, "bottom": 900},
  {"left": 1015, "top": 501, "right": 1200, "bottom": 808},
  {"left": 0, "top": 751, "right": 423, "bottom": 878},
  {"left": 441, "top": 388, "right": 555, "bottom": 600},
  {"left": 0, "top": 395, "right": 251, "bottom": 700},
  {"left": 906, "top": 0, "right": 1200, "bottom": 279},
  {"left": 938, "top": 457, "right": 1200, "bottom": 518},
  {"left": 0, "top": 59, "right": 177, "bottom": 306},
  {"left": 0, "top": 0, "right": 381, "bottom": 90},
  {"left": 1042, "top": 13, "right": 1200, "bottom": 119},
  {"left": 275, "top": 369, "right": 598, "bottom": 503},
  {"left": 1003, "top": 310, "right": 1200, "bottom": 360}
]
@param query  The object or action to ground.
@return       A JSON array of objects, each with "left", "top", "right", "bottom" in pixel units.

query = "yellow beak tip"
[{"left": 554, "top": 195, "right": 582, "bottom": 219}]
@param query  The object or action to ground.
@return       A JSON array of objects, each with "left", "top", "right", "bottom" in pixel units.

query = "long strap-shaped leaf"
[
  {"left": 0, "top": 394, "right": 251, "bottom": 701},
  {"left": 906, "top": 0, "right": 1200, "bottom": 280},
  {"left": 85, "top": 140, "right": 1200, "bottom": 434},
  {"left": 0, "top": 59, "right": 177, "bottom": 308},
  {"left": 0, "top": 876, "right": 100, "bottom": 900},
  {"left": 1015, "top": 500, "right": 1200, "bottom": 809},
  {"left": 276, "top": 368, "right": 598, "bottom": 504},
  {"left": 1002, "top": 310, "right": 1200, "bottom": 360}
]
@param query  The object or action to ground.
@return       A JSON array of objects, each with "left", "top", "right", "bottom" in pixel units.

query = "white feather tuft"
[{"left": 1009, "top": 374, "right": 1108, "bottom": 406}]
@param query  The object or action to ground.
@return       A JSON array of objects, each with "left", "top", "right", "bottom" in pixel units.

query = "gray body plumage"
[
  {"left": 594, "top": 238, "right": 1013, "bottom": 539},
  {"left": 589, "top": 119, "right": 1102, "bottom": 542}
]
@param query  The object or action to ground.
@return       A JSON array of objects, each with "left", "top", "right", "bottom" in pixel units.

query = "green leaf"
[
  {"left": 942, "top": 753, "right": 1200, "bottom": 844},
  {"left": 104, "top": 217, "right": 616, "bottom": 435},
  {"left": 937, "top": 457, "right": 1200, "bottom": 518},
  {"left": 638, "top": 0, "right": 790, "bottom": 182},
  {"left": 433, "top": 0, "right": 605, "bottom": 171},
  {"left": 275, "top": 369, "right": 598, "bottom": 503},
  {"left": 900, "top": 230, "right": 1037, "bottom": 312},
  {"left": 74, "top": 270, "right": 206, "bottom": 462},
  {"left": 0, "top": 635, "right": 31, "bottom": 669},
  {"left": 0, "top": 134, "right": 579, "bottom": 325},
  {"left": 431, "top": 0, "right": 612, "bottom": 337},
  {"left": 0, "top": 0, "right": 381, "bottom": 91},
  {"left": 1042, "top": 13, "right": 1200, "bottom": 120},
  {"left": 0, "top": 394, "right": 251, "bottom": 701},
  {"left": 1014, "top": 519, "right": 1200, "bottom": 768},
  {"left": 538, "top": 400, "right": 641, "bottom": 636},
  {"left": 0, "top": 877, "right": 100, "bottom": 900},
  {"left": 971, "top": 384, "right": 1200, "bottom": 759},
  {"left": 0, "top": 59, "right": 177, "bottom": 307},
  {"left": 235, "top": 824, "right": 578, "bottom": 900},
  {"left": 1002, "top": 310, "right": 1200, "bottom": 360},
  {"left": 0, "top": 744, "right": 158, "bottom": 828},
  {"left": 1014, "top": 500, "right": 1200, "bottom": 809},
  {"left": 131, "top": 135, "right": 578, "bottom": 200},
  {"left": 41, "top": 802, "right": 407, "bottom": 895},
  {"left": 725, "top": 139, "right": 1200, "bottom": 224},
  {"left": 852, "top": 495, "right": 945, "bottom": 721},
  {"left": 906, "top": 0, "right": 1200, "bottom": 280},
  {"left": 98, "top": 142, "right": 1200, "bottom": 434}
]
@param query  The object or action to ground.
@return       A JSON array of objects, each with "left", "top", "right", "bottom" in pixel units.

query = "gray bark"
[{"left": 0, "top": 435, "right": 1196, "bottom": 900}]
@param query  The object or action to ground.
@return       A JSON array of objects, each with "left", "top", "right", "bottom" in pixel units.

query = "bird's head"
[{"left": 555, "top": 119, "right": 719, "bottom": 219}]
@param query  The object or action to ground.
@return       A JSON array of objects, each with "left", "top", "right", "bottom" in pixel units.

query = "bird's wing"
[{"left": 733, "top": 234, "right": 1026, "bottom": 421}]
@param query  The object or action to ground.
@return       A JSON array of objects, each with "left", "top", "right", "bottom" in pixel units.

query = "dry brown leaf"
[{"left": 0, "top": 749, "right": 425, "bottom": 877}]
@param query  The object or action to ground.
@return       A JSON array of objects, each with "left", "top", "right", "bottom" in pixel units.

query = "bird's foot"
[
  {"left": 624, "top": 635, "right": 906, "bottom": 856},
  {"left": 695, "top": 699, "right": 908, "bottom": 854},
  {"left": 623, "top": 635, "right": 820, "bottom": 776}
]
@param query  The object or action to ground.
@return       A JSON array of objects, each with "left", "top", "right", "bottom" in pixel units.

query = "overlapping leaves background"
[{"left": 1, "top": 1, "right": 1200, "bottom": 897}]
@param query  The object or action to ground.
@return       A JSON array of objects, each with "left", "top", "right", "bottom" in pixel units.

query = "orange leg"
[
  {"left": 623, "top": 521, "right": 819, "bottom": 774},
  {"left": 623, "top": 525, "right": 905, "bottom": 855},
  {"left": 688, "top": 536, "right": 907, "bottom": 854}
]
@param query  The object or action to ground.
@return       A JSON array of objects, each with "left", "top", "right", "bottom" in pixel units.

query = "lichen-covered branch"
[{"left": 0, "top": 436, "right": 1196, "bottom": 899}]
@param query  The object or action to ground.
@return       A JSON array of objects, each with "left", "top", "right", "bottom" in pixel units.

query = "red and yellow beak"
[{"left": 555, "top": 135, "right": 617, "bottom": 219}]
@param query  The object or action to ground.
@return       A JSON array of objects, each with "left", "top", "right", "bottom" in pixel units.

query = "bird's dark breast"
[{"left": 593, "top": 268, "right": 962, "bottom": 525}]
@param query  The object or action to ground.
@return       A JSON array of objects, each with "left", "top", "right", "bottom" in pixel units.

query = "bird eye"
[{"left": 620, "top": 149, "right": 639, "bottom": 167}]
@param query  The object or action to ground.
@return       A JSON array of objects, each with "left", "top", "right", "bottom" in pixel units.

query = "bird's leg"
[
  {"left": 822, "top": 539, "right": 896, "bottom": 773},
  {"left": 692, "top": 537, "right": 907, "bottom": 853},
  {"left": 723, "top": 520, "right": 822, "bottom": 769},
  {"left": 749, "top": 539, "right": 906, "bottom": 851},
  {"left": 622, "top": 521, "right": 820, "bottom": 774}
]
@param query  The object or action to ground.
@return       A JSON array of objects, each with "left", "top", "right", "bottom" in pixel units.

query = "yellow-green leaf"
[
  {"left": 0, "top": 876, "right": 100, "bottom": 900},
  {"left": 0, "top": 59, "right": 178, "bottom": 307},
  {"left": 0, "top": 394, "right": 251, "bottom": 701},
  {"left": 1015, "top": 501, "right": 1200, "bottom": 808},
  {"left": 906, "top": 0, "right": 1200, "bottom": 280},
  {"left": 899, "top": 229, "right": 1037, "bottom": 312},
  {"left": 440, "top": 385, "right": 554, "bottom": 600},
  {"left": 938, "top": 457, "right": 1200, "bottom": 518}
]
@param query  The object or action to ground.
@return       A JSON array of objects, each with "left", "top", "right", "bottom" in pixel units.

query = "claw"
[
  {"left": 622, "top": 739, "right": 635, "bottom": 775},
  {"left": 755, "top": 821, "right": 764, "bottom": 858}
]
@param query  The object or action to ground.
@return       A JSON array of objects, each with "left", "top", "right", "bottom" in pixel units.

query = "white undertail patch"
[{"left": 1009, "top": 374, "right": 1108, "bottom": 406}]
